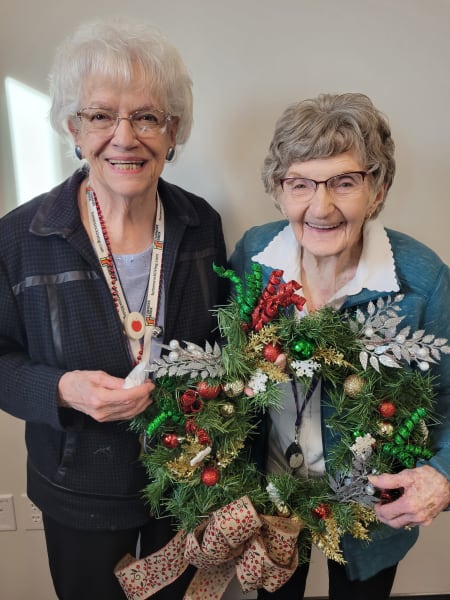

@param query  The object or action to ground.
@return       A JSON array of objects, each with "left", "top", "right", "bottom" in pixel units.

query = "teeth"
[
  {"left": 109, "top": 160, "right": 144, "bottom": 170},
  {"left": 306, "top": 223, "right": 338, "bottom": 229}
]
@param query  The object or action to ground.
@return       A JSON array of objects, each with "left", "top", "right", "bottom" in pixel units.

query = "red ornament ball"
[
  {"left": 162, "top": 433, "right": 179, "bottom": 449},
  {"left": 379, "top": 400, "right": 396, "bottom": 418},
  {"left": 196, "top": 381, "right": 221, "bottom": 399},
  {"left": 263, "top": 343, "right": 282, "bottom": 362},
  {"left": 201, "top": 466, "right": 220, "bottom": 486}
]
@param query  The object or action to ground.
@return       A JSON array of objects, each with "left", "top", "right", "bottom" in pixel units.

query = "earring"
[
  {"left": 166, "top": 146, "right": 175, "bottom": 162},
  {"left": 75, "top": 145, "right": 83, "bottom": 160}
]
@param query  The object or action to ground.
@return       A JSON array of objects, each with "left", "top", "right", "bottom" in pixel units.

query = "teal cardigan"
[{"left": 230, "top": 220, "right": 450, "bottom": 581}]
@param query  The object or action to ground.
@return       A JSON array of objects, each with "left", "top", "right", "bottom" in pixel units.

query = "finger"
[{"left": 368, "top": 471, "right": 408, "bottom": 490}]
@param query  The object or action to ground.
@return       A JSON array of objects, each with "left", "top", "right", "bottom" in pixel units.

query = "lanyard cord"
[{"left": 292, "top": 375, "right": 319, "bottom": 429}]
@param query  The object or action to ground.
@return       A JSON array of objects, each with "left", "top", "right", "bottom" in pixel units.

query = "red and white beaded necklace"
[{"left": 86, "top": 184, "right": 164, "bottom": 365}]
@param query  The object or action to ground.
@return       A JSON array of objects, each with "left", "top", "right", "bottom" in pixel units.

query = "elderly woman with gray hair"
[
  {"left": 230, "top": 93, "right": 450, "bottom": 600},
  {"left": 0, "top": 17, "right": 227, "bottom": 600}
]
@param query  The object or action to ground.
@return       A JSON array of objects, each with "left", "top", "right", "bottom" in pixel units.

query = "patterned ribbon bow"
[{"left": 115, "top": 496, "right": 303, "bottom": 599}]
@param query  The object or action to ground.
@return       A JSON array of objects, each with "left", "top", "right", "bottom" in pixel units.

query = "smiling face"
[
  {"left": 277, "top": 151, "right": 384, "bottom": 262},
  {"left": 69, "top": 69, "right": 177, "bottom": 203}
]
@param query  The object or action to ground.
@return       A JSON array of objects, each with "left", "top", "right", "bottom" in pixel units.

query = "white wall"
[{"left": 0, "top": 1, "right": 449, "bottom": 598}]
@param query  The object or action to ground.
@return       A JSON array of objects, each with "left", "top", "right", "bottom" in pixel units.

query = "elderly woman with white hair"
[{"left": 0, "top": 17, "right": 227, "bottom": 600}]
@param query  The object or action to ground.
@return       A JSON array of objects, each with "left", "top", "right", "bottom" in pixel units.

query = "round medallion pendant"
[
  {"left": 124, "top": 311, "right": 146, "bottom": 340},
  {"left": 285, "top": 442, "right": 304, "bottom": 470}
]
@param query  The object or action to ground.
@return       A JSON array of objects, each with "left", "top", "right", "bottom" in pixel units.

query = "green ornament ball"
[{"left": 291, "top": 338, "right": 315, "bottom": 360}]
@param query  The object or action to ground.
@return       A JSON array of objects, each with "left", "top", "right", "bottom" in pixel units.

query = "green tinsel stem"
[{"left": 146, "top": 410, "right": 173, "bottom": 437}]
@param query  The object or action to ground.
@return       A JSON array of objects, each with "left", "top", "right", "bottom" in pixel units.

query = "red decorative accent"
[
  {"left": 262, "top": 343, "right": 282, "bottom": 363},
  {"left": 379, "top": 490, "right": 394, "bottom": 504},
  {"left": 311, "top": 503, "right": 331, "bottom": 520},
  {"left": 196, "top": 428, "right": 212, "bottom": 446},
  {"left": 379, "top": 400, "right": 396, "bottom": 418},
  {"left": 247, "top": 270, "right": 306, "bottom": 331},
  {"left": 196, "top": 381, "right": 221, "bottom": 399},
  {"left": 201, "top": 466, "right": 220, "bottom": 486},
  {"left": 185, "top": 420, "right": 198, "bottom": 435},
  {"left": 131, "top": 319, "right": 143, "bottom": 332},
  {"left": 179, "top": 390, "right": 204, "bottom": 414},
  {"left": 162, "top": 433, "right": 180, "bottom": 449}
]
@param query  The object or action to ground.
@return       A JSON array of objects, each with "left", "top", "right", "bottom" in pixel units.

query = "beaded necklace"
[{"left": 86, "top": 184, "right": 164, "bottom": 365}]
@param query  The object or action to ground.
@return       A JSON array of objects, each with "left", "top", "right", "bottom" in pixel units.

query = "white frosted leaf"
[
  {"left": 431, "top": 348, "right": 441, "bottom": 361},
  {"left": 422, "top": 335, "right": 435, "bottom": 344},
  {"left": 391, "top": 344, "right": 402, "bottom": 360},
  {"left": 356, "top": 309, "right": 366, "bottom": 324},
  {"left": 359, "top": 351, "right": 368, "bottom": 370},
  {"left": 379, "top": 355, "right": 401, "bottom": 368},
  {"left": 369, "top": 355, "right": 380, "bottom": 373}
]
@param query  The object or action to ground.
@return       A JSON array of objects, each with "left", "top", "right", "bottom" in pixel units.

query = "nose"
[
  {"left": 308, "top": 182, "right": 334, "bottom": 215},
  {"left": 111, "top": 117, "right": 139, "bottom": 146}
]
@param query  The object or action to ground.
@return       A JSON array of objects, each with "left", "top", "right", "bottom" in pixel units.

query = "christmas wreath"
[{"left": 118, "top": 264, "right": 449, "bottom": 598}]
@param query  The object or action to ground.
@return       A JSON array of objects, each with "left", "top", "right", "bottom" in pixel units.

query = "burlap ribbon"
[{"left": 115, "top": 495, "right": 303, "bottom": 599}]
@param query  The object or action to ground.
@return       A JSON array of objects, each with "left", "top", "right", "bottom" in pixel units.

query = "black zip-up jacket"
[{"left": 0, "top": 169, "right": 228, "bottom": 530}]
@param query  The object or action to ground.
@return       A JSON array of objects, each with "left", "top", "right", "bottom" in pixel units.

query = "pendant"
[
  {"left": 124, "top": 311, "right": 146, "bottom": 340},
  {"left": 285, "top": 442, "right": 304, "bottom": 469}
]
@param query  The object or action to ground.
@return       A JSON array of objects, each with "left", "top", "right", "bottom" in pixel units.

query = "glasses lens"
[
  {"left": 79, "top": 109, "right": 117, "bottom": 132},
  {"left": 131, "top": 110, "right": 167, "bottom": 135},
  {"left": 282, "top": 178, "right": 316, "bottom": 198},
  {"left": 328, "top": 172, "right": 365, "bottom": 195}
]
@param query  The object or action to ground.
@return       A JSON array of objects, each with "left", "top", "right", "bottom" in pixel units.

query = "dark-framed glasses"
[
  {"left": 280, "top": 171, "right": 368, "bottom": 200},
  {"left": 75, "top": 107, "right": 172, "bottom": 136}
]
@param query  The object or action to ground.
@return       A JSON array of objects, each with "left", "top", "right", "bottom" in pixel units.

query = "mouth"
[
  {"left": 107, "top": 159, "right": 145, "bottom": 170},
  {"left": 305, "top": 221, "right": 343, "bottom": 230}
]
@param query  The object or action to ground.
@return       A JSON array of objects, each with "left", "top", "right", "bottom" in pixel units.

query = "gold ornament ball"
[
  {"left": 220, "top": 402, "right": 235, "bottom": 416},
  {"left": 276, "top": 504, "right": 291, "bottom": 517},
  {"left": 343, "top": 374, "right": 365, "bottom": 398},
  {"left": 378, "top": 421, "right": 394, "bottom": 437},
  {"left": 223, "top": 380, "right": 245, "bottom": 397}
]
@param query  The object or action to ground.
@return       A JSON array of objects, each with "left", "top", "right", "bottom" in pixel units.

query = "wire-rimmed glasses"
[
  {"left": 75, "top": 107, "right": 172, "bottom": 137},
  {"left": 280, "top": 171, "right": 368, "bottom": 200}
]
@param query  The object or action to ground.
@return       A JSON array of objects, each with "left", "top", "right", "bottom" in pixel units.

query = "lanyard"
[{"left": 86, "top": 185, "right": 164, "bottom": 366}]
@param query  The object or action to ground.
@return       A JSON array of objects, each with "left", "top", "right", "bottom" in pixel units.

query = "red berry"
[
  {"left": 379, "top": 400, "right": 396, "bottom": 418},
  {"left": 311, "top": 503, "right": 331, "bottom": 519},
  {"left": 196, "top": 381, "right": 221, "bottom": 399},
  {"left": 162, "top": 433, "right": 179, "bottom": 449},
  {"left": 263, "top": 343, "right": 282, "bottom": 363},
  {"left": 201, "top": 466, "right": 220, "bottom": 486}
]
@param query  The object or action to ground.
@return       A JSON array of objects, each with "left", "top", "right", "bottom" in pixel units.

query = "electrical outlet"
[
  {"left": 0, "top": 494, "right": 17, "bottom": 531},
  {"left": 20, "top": 494, "right": 44, "bottom": 530}
]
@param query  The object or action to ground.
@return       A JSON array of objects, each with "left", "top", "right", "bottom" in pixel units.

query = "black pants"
[
  {"left": 257, "top": 558, "right": 397, "bottom": 600},
  {"left": 43, "top": 514, "right": 195, "bottom": 600}
]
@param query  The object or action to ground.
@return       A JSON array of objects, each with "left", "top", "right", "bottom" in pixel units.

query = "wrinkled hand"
[
  {"left": 369, "top": 465, "right": 450, "bottom": 528},
  {"left": 58, "top": 369, "right": 154, "bottom": 422}
]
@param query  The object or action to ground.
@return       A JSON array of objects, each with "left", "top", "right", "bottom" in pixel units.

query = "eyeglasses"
[
  {"left": 75, "top": 107, "right": 172, "bottom": 137},
  {"left": 280, "top": 171, "right": 368, "bottom": 200}
]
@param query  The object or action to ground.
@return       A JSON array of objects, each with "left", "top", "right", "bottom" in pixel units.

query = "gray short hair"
[
  {"left": 262, "top": 93, "right": 395, "bottom": 215},
  {"left": 49, "top": 17, "right": 193, "bottom": 146}
]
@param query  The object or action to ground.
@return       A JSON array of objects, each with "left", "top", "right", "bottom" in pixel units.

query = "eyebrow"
[
  {"left": 82, "top": 104, "right": 161, "bottom": 112},
  {"left": 284, "top": 169, "right": 361, "bottom": 179}
]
